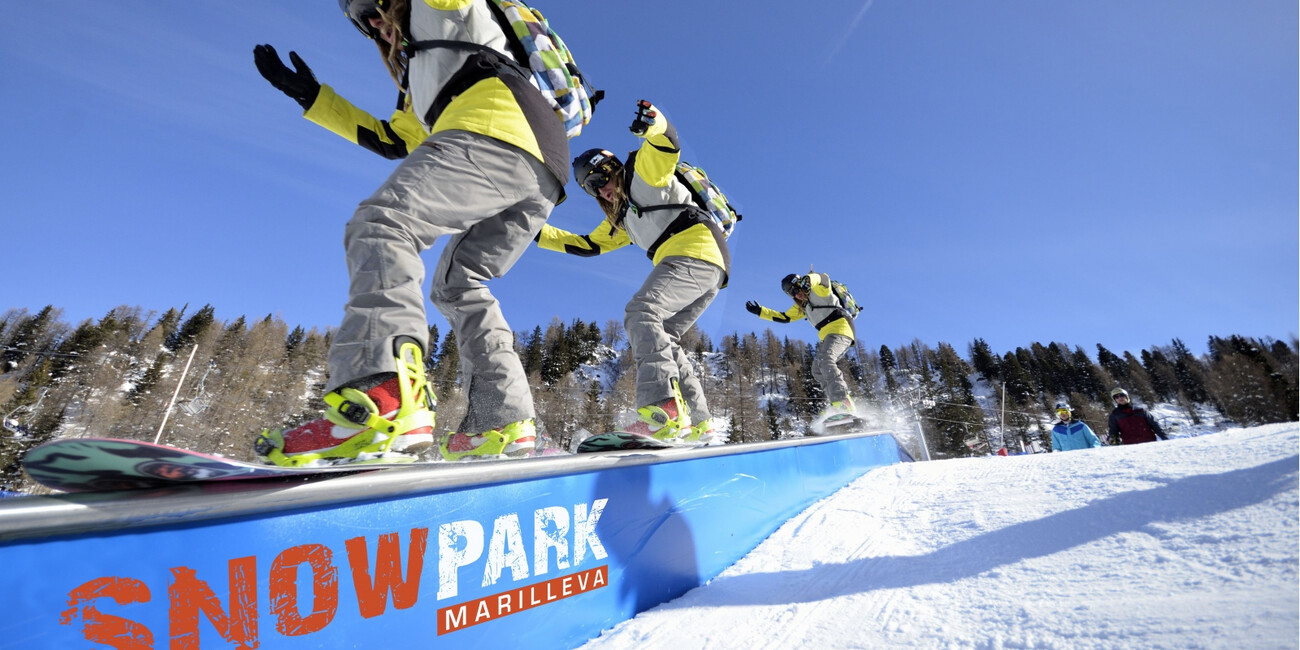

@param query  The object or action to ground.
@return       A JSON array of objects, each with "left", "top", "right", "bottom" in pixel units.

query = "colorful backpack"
[
  {"left": 407, "top": 0, "right": 603, "bottom": 138},
  {"left": 624, "top": 153, "right": 742, "bottom": 240},
  {"left": 673, "top": 161, "right": 742, "bottom": 239},
  {"left": 830, "top": 280, "right": 862, "bottom": 318}
]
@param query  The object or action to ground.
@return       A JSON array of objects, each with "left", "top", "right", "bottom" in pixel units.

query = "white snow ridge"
[{"left": 581, "top": 424, "right": 1299, "bottom": 649}]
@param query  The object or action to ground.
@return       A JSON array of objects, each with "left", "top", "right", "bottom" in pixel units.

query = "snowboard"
[
  {"left": 814, "top": 413, "right": 868, "bottom": 435},
  {"left": 576, "top": 431, "right": 700, "bottom": 454},
  {"left": 20, "top": 437, "right": 423, "bottom": 493}
]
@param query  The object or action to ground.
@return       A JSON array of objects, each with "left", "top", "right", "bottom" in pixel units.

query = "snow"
[{"left": 580, "top": 423, "right": 1299, "bottom": 649}]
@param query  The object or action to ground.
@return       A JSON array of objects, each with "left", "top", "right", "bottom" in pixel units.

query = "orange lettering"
[
  {"left": 269, "top": 544, "right": 338, "bottom": 636},
  {"left": 60, "top": 576, "right": 153, "bottom": 650},
  {"left": 168, "top": 557, "right": 257, "bottom": 650},
  {"left": 345, "top": 528, "right": 428, "bottom": 619}
]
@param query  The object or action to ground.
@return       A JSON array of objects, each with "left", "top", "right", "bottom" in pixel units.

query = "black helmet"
[
  {"left": 781, "top": 273, "right": 809, "bottom": 297},
  {"left": 340, "top": 0, "right": 384, "bottom": 39},
  {"left": 572, "top": 148, "right": 622, "bottom": 197}
]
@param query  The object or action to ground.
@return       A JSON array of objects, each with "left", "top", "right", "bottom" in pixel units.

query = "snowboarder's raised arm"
[
  {"left": 745, "top": 300, "right": 803, "bottom": 324},
  {"left": 254, "top": 44, "right": 428, "bottom": 160},
  {"left": 305, "top": 86, "right": 429, "bottom": 159},
  {"left": 628, "top": 100, "right": 681, "bottom": 188},
  {"left": 535, "top": 222, "right": 630, "bottom": 257}
]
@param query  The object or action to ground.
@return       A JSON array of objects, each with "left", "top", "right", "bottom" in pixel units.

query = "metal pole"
[
  {"left": 154, "top": 344, "right": 198, "bottom": 445},
  {"left": 1000, "top": 381, "right": 1007, "bottom": 452},
  {"left": 914, "top": 417, "right": 932, "bottom": 461}
]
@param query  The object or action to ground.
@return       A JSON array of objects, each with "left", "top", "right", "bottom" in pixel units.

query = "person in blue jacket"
[{"left": 1051, "top": 402, "right": 1102, "bottom": 451}]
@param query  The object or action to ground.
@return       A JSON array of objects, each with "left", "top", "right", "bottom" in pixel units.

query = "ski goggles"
[
  {"left": 340, "top": 0, "right": 384, "bottom": 39},
  {"left": 580, "top": 161, "right": 619, "bottom": 197}
]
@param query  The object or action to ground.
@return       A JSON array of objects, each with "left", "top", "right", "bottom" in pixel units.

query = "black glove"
[
  {"left": 254, "top": 44, "right": 321, "bottom": 111},
  {"left": 745, "top": 301, "right": 762, "bottom": 315},
  {"left": 629, "top": 99, "right": 658, "bottom": 136}
]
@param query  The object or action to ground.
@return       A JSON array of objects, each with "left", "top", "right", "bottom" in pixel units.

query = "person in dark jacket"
[{"left": 1107, "top": 388, "right": 1169, "bottom": 445}]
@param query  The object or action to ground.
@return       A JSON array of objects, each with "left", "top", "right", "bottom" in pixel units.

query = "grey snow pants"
[
  {"left": 329, "top": 130, "right": 561, "bottom": 434},
  {"left": 814, "top": 333, "right": 854, "bottom": 404},
  {"left": 625, "top": 256, "right": 724, "bottom": 421}
]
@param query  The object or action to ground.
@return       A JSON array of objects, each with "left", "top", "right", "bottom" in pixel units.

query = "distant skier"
[
  {"left": 537, "top": 100, "right": 728, "bottom": 443},
  {"left": 1050, "top": 402, "right": 1101, "bottom": 451},
  {"left": 1107, "top": 388, "right": 1168, "bottom": 445},
  {"left": 746, "top": 272, "right": 858, "bottom": 424},
  {"left": 253, "top": 0, "right": 578, "bottom": 465}
]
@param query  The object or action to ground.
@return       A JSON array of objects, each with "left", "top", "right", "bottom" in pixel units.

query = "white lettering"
[
  {"left": 574, "top": 499, "right": 608, "bottom": 565},
  {"left": 483, "top": 513, "right": 529, "bottom": 588},
  {"left": 533, "top": 506, "right": 571, "bottom": 576},
  {"left": 437, "top": 520, "right": 484, "bottom": 600},
  {"left": 443, "top": 605, "right": 467, "bottom": 630}
]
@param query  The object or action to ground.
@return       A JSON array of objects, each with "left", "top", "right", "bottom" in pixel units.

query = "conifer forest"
[{"left": 1, "top": 304, "right": 1295, "bottom": 493}]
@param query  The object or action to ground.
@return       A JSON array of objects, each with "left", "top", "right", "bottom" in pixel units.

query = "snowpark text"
[{"left": 57, "top": 499, "right": 609, "bottom": 648}]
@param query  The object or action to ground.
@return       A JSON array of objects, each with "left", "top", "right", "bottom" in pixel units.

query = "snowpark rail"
[{"left": 0, "top": 430, "right": 911, "bottom": 649}]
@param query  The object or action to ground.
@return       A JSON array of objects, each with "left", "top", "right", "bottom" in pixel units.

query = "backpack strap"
[
  {"left": 621, "top": 152, "right": 730, "bottom": 283},
  {"left": 620, "top": 151, "right": 702, "bottom": 218},
  {"left": 405, "top": 0, "right": 527, "bottom": 65}
]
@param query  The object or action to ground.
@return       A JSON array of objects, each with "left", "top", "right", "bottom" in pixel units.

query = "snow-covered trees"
[{"left": 0, "top": 303, "right": 1295, "bottom": 491}]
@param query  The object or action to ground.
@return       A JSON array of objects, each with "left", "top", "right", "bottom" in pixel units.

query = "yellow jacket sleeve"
[
  {"left": 536, "top": 222, "right": 631, "bottom": 257},
  {"left": 756, "top": 304, "right": 805, "bottom": 324},
  {"left": 808, "top": 273, "right": 833, "bottom": 299},
  {"left": 632, "top": 120, "right": 681, "bottom": 188},
  {"left": 304, "top": 85, "right": 430, "bottom": 160}
]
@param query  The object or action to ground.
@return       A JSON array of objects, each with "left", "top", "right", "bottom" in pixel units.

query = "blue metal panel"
[{"left": 0, "top": 433, "right": 908, "bottom": 649}]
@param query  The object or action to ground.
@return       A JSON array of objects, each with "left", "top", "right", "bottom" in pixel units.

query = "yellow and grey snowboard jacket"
[
  {"left": 535, "top": 115, "right": 729, "bottom": 284},
  {"left": 305, "top": 86, "right": 428, "bottom": 160},
  {"left": 302, "top": 0, "right": 569, "bottom": 186},
  {"left": 753, "top": 273, "right": 854, "bottom": 341}
]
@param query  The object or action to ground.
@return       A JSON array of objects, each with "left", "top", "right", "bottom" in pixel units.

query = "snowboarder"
[
  {"left": 254, "top": 0, "right": 573, "bottom": 465},
  {"left": 536, "top": 100, "right": 729, "bottom": 443},
  {"left": 1050, "top": 402, "right": 1101, "bottom": 451},
  {"left": 1107, "top": 388, "right": 1168, "bottom": 445},
  {"left": 746, "top": 272, "right": 858, "bottom": 424}
]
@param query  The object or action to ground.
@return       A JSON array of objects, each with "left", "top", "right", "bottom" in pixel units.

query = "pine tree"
[
  {"left": 879, "top": 344, "right": 899, "bottom": 399},
  {"left": 969, "top": 338, "right": 1001, "bottom": 384},
  {"left": 522, "top": 326, "right": 544, "bottom": 377},
  {"left": 434, "top": 329, "right": 460, "bottom": 389},
  {"left": 1120, "top": 351, "right": 1156, "bottom": 404},
  {"left": 166, "top": 305, "right": 216, "bottom": 353},
  {"left": 285, "top": 325, "right": 306, "bottom": 356},
  {"left": 1070, "top": 346, "right": 1107, "bottom": 401},
  {"left": 1000, "top": 352, "right": 1035, "bottom": 405},
  {"left": 1, "top": 305, "right": 59, "bottom": 372},
  {"left": 1096, "top": 344, "right": 1129, "bottom": 385},
  {"left": 1169, "top": 338, "right": 1209, "bottom": 403},
  {"left": 922, "top": 343, "right": 985, "bottom": 458},
  {"left": 1141, "top": 349, "right": 1178, "bottom": 400}
]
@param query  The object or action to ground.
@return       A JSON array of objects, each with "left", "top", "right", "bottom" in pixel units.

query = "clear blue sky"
[{"left": 2, "top": 1, "right": 1295, "bottom": 357}]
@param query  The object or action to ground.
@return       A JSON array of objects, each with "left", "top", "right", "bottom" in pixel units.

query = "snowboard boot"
[
  {"left": 255, "top": 338, "right": 436, "bottom": 466},
  {"left": 821, "top": 396, "right": 856, "bottom": 420},
  {"left": 620, "top": 379, "right": 690, "bottom": 442},
  {"left": 681, "top": 417, "right": 716, "bottom": 443},
  {"left": 440, "top": 419, "right": 537, "bottom": 461}
]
